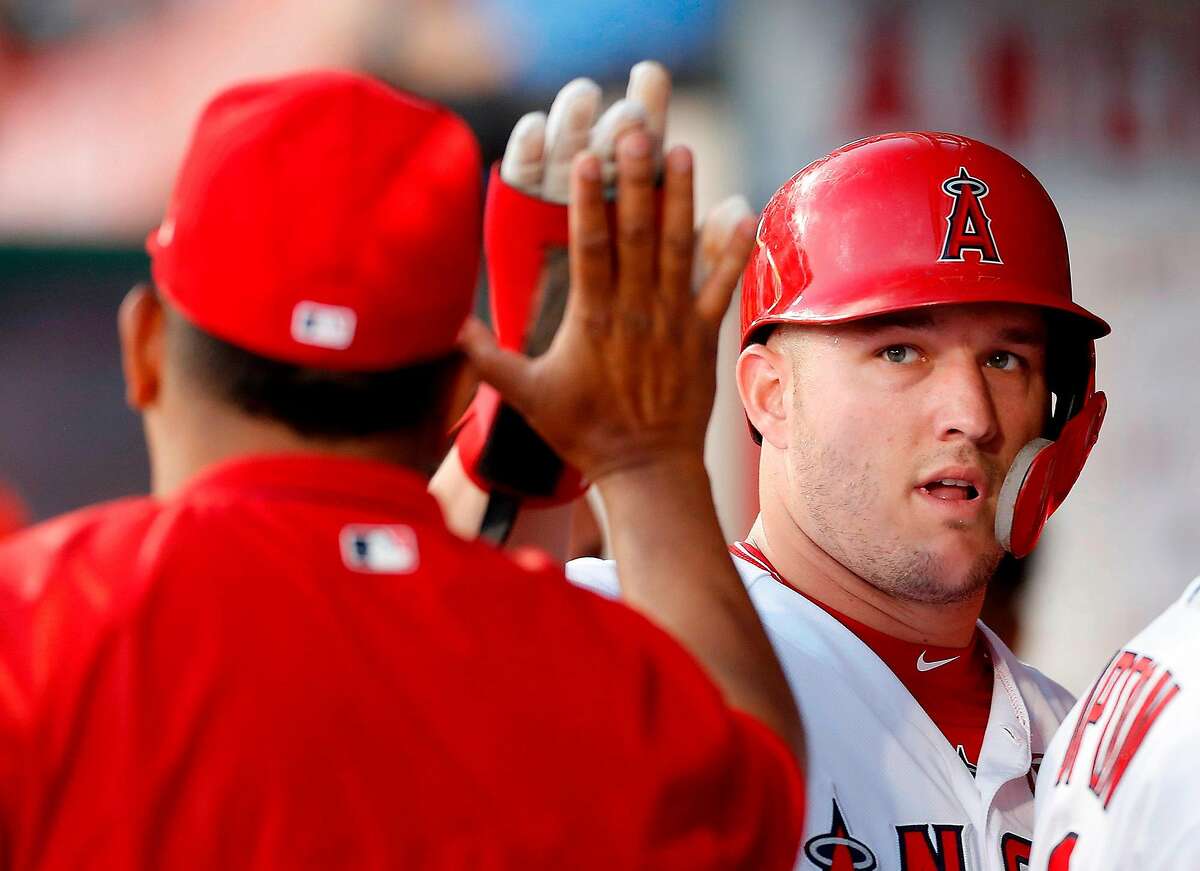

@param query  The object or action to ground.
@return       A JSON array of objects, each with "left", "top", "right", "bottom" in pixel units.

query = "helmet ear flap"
[
  {"left": 995, "top": 438, "right": 1053, "bottom": 555},
  {"left": 1044, "top": 326, "right": 1097, "bottom": 439},
  {"left": 995, "top": 327, "right": 1103, "bottom": 557},
  {"left": 995, "top": 390, "right": 1106, "bottom": 558}
]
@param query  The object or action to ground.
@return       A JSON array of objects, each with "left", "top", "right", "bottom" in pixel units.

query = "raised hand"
[
  {"left": 462, "top": 131, "right": 801, "bottom": 755},
  {"left": 434, "top": 61, "right": 751, "bottom": 547},
  {"left": 461, "top": 132, "right": 755, "bottom": 486}
]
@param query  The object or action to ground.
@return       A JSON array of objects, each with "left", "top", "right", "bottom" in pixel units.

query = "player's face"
[{"left": 778, "top": 303, "right": 1049, "bottom": 603}]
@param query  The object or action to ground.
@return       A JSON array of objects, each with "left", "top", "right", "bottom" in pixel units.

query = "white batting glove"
[
  {"left": 497, "top": 61, "right": 752, "bottom": 289},
  {"left": 695, "top": 194, "right": 755, "bottom": 290},
  {"left": 499, "top": 60, "right": 672, "bottom": 203}
]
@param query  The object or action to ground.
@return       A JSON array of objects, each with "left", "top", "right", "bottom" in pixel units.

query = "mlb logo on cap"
[
  {"left": 292, "top": 302, "right": 357, "bottom": 350},
  {"left": 340, "top": 524, "right": 419, "bottom": 574}
]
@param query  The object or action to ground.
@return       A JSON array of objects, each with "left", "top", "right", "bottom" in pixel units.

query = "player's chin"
[
  {"left": 928, "top": 536, "right": 1003, "bottom": 595},
  {"left": 892, "top": 556, "right": 996, "bottom": 606}
]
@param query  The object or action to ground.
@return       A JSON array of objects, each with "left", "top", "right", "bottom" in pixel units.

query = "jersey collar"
[
  {"left": 731, "top": 544, "right": 1037, "bottom": 803},
  {"left": 173, "top": 453, "right": 443, "bottom": 524},
  {"left": 731, "top": 540, "right": 983, "bottom": 670}
]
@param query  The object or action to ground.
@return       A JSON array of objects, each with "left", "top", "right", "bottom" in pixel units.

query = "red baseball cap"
[{"left": 147, "top": 70, "right": 483, "bottom": 370}]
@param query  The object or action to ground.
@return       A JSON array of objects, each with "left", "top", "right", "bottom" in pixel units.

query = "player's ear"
[
  {"left": 736, "top": 343, "right": 789, "bottom": 449},
  {"left": 118, "top": 283, "right": 166, "bottom": 411}
]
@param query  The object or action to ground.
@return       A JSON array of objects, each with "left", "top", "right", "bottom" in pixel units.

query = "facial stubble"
[{"left": 790, "top": 436, "right": 1002, "bottom": 605}]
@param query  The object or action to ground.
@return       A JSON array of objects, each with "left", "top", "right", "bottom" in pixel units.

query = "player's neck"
[
  {"left": 745, "top": 514, "right": 984, "bottom": 648},
  {"left": 144, "top": 402, "right": 444, "bottom": 498}
]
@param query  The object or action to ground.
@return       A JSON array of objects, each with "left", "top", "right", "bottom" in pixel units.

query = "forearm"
[{"left": 598, "top": 457, "right": 804, "bottom": 757}]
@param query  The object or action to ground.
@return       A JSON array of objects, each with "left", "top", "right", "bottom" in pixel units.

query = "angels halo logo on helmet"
[
  {"left": 938, "top": 166, "right": 1002, "bottom": 264},
  {"left": 740, "top": 131, "right": 1111, "bottom": 559}
]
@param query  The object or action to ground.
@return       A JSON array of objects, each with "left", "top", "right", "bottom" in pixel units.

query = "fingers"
[
  {"left": 627, "top": 61, "right": 670, "bottom": 155},
  {"left": 614, "top": 130, "right": 658, "bottom": 309},
  {"left": 695, "top": 217, "right": 757, "bottom": 328},
  {"left": 567, "top": 152, "right": 613, "bottom": 314},
  {"left": 457, "top": 318, "right": 536, "bottom": 416},
  {"left": 694, "top": 195, "right": 753, "bottom": 290},
  {"left": 657, "top": 146, "right": 695, "bottom": 304},
  {"left": 499, "top": 112, "right": 547, "bottom": 194},
  {"left": 590, "top": 98, "right": 647, "bottom": 188},
  {"left": 542, "top": 78, "right": 601, "bottom": 203}
]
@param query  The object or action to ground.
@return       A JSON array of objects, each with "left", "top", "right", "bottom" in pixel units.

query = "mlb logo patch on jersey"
[
  {"left": 292, "top": 301, "right": 357, "bottom": 349},
  {"left": 340, "top": 524, "right": 419, "bottom": 574}
]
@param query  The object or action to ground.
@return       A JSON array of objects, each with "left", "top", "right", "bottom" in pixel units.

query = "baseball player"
[
  {"left": 441, "top": 68, "right": 1111, "bottom": 870},
  {"left": 1028, "top": 577, "right": 1200, "bottom": 869},
  {"left": 0, "top": 70, "right": 806, "bottom": 868}
]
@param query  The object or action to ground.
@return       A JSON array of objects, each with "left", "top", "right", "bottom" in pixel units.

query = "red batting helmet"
[{"left": 741, "top": 132, "right": 1109, "bottom": 558}]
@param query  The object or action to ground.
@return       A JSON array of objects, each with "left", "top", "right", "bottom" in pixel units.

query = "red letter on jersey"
[
  {"left": 1048, "top": 833, "right": 1078, "bottom": 871},
  {"left": 1092, "top": 666, "right": 1181, "bottom": 808},
  {"left": 1056, "top": 651, "right": 1132, "bottom": 785},
  {"left": 897, "top": 824, "right": 967, "bottom": 871},
  {"left": 1001, "top": 833, "right": 1031, "bottom": 871}
]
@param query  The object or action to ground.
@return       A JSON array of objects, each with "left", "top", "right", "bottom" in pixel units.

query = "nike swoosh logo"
[{"left": 917, "top": 651, "right": 960, "bottom": 672}]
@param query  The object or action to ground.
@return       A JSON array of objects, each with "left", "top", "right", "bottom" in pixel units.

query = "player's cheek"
[{"left": 997, "top": 377, "right": 1047, "bottom": 448}]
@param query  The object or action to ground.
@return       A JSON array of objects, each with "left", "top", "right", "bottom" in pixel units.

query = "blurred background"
[{"left": 1, "top": 0, "right": 1197, "bottom": 692}]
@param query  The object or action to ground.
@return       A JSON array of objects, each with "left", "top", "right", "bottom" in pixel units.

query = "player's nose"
[{"left": 930, "top": 357, "right": 1000, "bottom": 447}]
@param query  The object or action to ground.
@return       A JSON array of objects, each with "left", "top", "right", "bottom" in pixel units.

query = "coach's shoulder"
[
  {"left": 0, "top": 497, "right": 159, "bottom": 598},
  {"left": 0, "top": 497, "right": 160, "bottom": 728}
]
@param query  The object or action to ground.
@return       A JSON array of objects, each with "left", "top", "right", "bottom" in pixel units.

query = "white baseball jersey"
[
  {"left": 567, "top": 548, "right": 1075, "bottom": 871},
  {"left": 1029, "top": 576, "right": 1200, "bottom": 871}
]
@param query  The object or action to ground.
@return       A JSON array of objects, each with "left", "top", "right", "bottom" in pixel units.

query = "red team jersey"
[{"left": 0, "top": 455, "right": 803, "bottom": 870}]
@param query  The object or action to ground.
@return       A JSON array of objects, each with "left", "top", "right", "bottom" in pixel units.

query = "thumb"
[{"left": 457, "top": 317, "right": 538, "bottom": 417}]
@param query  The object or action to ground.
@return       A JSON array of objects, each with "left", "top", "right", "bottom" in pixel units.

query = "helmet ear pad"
[{"left": 995, "top": 332, "right": 1105, "bottom": 558}]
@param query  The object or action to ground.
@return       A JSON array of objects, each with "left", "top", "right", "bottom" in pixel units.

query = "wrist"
[{"left": 593, "top": 451, "right": 713, "bottom": 507}]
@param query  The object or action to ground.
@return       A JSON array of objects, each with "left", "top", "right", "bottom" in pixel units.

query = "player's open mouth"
[
  {"left": 916, "top": 475, "right": 984, "bottom": 508},
  {"left": 919, "top": 478, "right": 979, "bottom": 501}
]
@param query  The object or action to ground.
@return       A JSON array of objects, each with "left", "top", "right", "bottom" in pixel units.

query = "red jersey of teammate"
[{"left": 0, "top": 455, "right": 803, "bottom": 869}]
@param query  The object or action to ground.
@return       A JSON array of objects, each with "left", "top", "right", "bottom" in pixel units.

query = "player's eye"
[
  {"left": 880, "top": 345, "right": 922, "bottom": 365},
  {"left": 984, "top": 351, "right": 1022, "bottom": 371}
]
